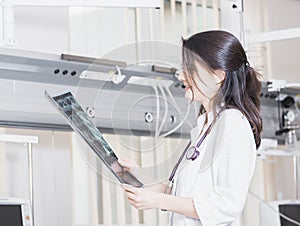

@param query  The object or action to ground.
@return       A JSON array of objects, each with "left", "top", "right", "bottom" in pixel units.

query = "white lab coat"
[{"left": 170, "top": 109, "right": 256, "bottom": 226}]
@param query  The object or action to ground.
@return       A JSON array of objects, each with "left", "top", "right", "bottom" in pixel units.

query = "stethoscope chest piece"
[{"left": 186, "top": 146, "right": 200, "bottom": 161}]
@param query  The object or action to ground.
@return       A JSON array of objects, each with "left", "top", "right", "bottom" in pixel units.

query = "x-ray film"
[{"left": 45, "top": 90, "right": 143, "bottom": 187}]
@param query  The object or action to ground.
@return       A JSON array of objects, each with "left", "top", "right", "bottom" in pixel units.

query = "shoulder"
[
  {"left": 220, "top": 108, "right": 245, "bottom": 120},
  {"left": 199, "top": 108, "right": 256, "bottom": 171},
  {"left": 217, "top": 108, "right": 251, "bottom": 131},
  {"left": 210, "top": 108, "right": 255, "bottom": 151}
]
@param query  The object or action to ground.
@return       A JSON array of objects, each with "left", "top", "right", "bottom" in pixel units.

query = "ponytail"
[
  {"left": 218, "top": 64, "right": 262, "bottom": 149},
  {"left": 245, "top": 66, "right": 263, "bottom": 149}
]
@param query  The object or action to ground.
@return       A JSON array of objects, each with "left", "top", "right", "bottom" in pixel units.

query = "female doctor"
[{"left": 120, "top": 30, "right": 262, "bottom": 226}]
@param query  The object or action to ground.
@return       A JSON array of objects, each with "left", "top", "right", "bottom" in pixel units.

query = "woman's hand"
[
  {"left": 121, "top": 184, "right": 199, "bottom": 219},
  {"left": 122, "top": 183, "right": 199, "bottom": 219},
  {"left": 119, "top": 158, "right": 167, "bottom": 193},
  {"left": 121, "top": 184, "right": 162, "bottom": 210},
  {"left": 118, "top": 158, "right": 143, "bottom": 181}
]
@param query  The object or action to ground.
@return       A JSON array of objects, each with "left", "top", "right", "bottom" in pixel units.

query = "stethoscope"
[
  {"left": 162, "top": 112, "right": 221, "bottom": 200},
  {"left": 185, "top": 121, "right": 214, "bottom": 161}
]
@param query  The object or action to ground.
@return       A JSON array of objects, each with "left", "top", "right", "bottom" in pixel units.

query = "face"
[{"left": 178, "top": 62, "right": 225, "bottom": 108}]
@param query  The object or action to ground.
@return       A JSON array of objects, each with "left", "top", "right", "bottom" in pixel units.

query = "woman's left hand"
[{"left": 121, "top": 184, "right": 162, "bottom": 210}]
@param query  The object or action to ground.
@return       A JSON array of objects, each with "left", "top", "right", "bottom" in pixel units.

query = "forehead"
[
  {"left": 183, "top": 49, "right": 212, "bottom": 70},
  {"left": 183, "top": 59, "right": 212, "bottom": 75}
]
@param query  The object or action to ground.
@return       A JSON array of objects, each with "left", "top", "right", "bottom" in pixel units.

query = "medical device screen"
[
  {"left": 279, "top": 204, "right": 300, "bottom": 226},
  {"left": 0, "top": 205, "right": 23, "bottom": 226},
  {"left": 45, "top": 91, "right": 143, "bottom": 187}
]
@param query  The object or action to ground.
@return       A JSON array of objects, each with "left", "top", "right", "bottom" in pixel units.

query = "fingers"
[
  {"left": 118, "top": 158, "right": 138, "bottom": 168},
  {"left": 127, "top": 198, "right": 139, "bottom": 209},
  {"left": 121, "top": 184, "right": 141, "bottom": 205},
  {"left": 121, "top": 183, "right": 138, "bottom": 194},
  {"left": 121, "top": 184, "right": 153, "bottom": 210},
  {"left": 127, "top": 196, "right": 144, "bottom": 210}
]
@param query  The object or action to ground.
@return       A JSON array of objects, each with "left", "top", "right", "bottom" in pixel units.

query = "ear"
[{"left": 214, "top": 70, "right": 226, "bottom": 83}]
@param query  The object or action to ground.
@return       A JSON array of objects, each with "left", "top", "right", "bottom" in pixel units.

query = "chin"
[{"left": 184, "top": 93, "right": 193, "bottom": 101}]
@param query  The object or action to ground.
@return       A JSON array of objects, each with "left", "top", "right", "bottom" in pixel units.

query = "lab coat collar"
[{"left": 190, "top": 111, "right": 215, "bottom": 146}]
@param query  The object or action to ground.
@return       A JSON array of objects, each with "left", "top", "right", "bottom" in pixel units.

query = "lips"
[{"left": 183, "top": 84, "right": 191, "bottom": 91}]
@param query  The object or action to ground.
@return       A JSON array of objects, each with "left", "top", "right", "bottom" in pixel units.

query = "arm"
[
  {"left": 121, "top": 184, "right": 199, "bottom": 219},
  {"left": 160, "top": 194, "right": 199, "bottom": 219},
  {"left": 146, "top": 183, "right": 167, "bottom": 193}
]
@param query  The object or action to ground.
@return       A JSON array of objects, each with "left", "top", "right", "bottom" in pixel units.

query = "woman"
[{"left": 120, "top": 30, "right": 262, "bottom": 226}]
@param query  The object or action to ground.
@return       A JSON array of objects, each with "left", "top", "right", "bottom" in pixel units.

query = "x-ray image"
[{"left": 45, "top": 91, "right": 143, "bottom": 187}]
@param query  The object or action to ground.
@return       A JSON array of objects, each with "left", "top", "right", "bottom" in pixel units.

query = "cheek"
[
  {"left": 184, "top": 88, "right": 193, "bottom": 100},
  {"left": 195, "top": 77, "right": 220, "bottom": 99}
]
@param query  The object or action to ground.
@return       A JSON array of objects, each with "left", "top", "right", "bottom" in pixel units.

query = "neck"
[{"left": 202, "top": 100, "right": 214, "bottom": 113}]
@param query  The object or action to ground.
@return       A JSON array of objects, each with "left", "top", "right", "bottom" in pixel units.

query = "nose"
[{"left": 177, "top": 70, "right": 185, "bottom": 82}]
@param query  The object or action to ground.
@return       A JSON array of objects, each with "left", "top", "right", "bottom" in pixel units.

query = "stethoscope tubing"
[{"left": 166, "top": 111, "right": 222, "bottom": 184}]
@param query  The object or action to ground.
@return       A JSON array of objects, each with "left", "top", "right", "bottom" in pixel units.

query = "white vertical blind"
[
  {"left": 202, "top": 0, "right": 208, "bottom": 30},
  {"left": 140, "top": 136, "right": 158, "bottom": 225},
  {"left": 170, "top": 0, "right": 176, "bottom": 31},
  {"left": 102, "top": 171, "right": 113, "bottom": 225},
  {"left": 116, "top": 186, "right": 126, "bottom": 225},
  {"left": 212, "top": 0, "right": 220, "bottom": 29},
  {"left": 181, "top": 0, "right": 187, "bottom": 37},
  {"left": 159, "top": 0, "right": 165, "bottom": 40},
  {"left": 124, "top": 8, "right": 130, "bottom": 43},
  {"left": 191, "top": 0, "right": 198, "bottom": 33},
  {"left": 0, "top": 129, "right": 8, "bottom": 195},
  {"left": 89, "top": 161, "right": 99, "bottom": 225},
  {"left": 72, "top": 133, "right": 91, "bottom": 224},
  {"left": 149, "top": 8, "right": 154, "bottom": 41},
  {"left": 135, "top": 8, "right": 141, "bottom": 42}
]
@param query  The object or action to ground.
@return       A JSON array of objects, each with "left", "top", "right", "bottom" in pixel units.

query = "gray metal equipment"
[
  {"left": 0, "top": 47, "right": 193, "bottom": 137},
  {"left": 0, "top": 47, "right": 299, "bottom": 142}
]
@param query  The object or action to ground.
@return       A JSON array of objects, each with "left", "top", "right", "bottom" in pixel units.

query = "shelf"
[
  {"left": 257, "top": 149, "right": 300, "bottom": 157},
  {"left": 0, "top": 134, "right": 38, "bottom": 144}
]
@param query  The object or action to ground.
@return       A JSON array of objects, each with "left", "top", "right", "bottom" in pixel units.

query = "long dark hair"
[{"left": 182, "top": 30, "right": 262, "bottom": 149}]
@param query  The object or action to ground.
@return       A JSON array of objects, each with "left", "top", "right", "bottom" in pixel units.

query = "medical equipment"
[
  {"left": 274, "top": 95, "right": 299, "bottom": 148},
  {"left": 259, "top": 80, "right": 300, "bottom": 144},
  {"left": 0, "top": 47, "right": 193, "bottom": 137},
  {"left": 0, "top": 197, "right": 33, "bottom": 226},
  {"left": 260, "top": 199, "right": 300, "bottom": 226}
]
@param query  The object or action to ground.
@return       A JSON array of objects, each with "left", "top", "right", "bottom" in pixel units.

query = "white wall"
[
  {"left": 14, "top": 6, "right": 69, "bottom": 54},
  {"left": 68, "top": 7, "right": 137, "bottom": 58},
  {"left": 245, "top": 0, "right": 300, "bottom": 82},
  {"left": 267, "top": 0, "right": 300, "bottom": 82}
]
